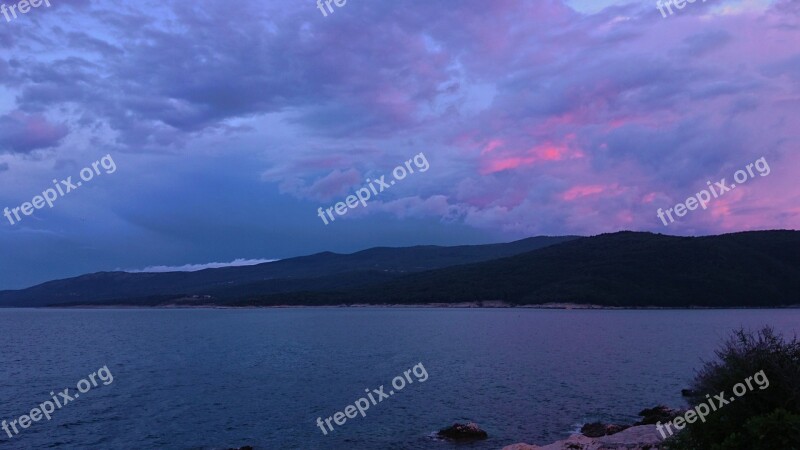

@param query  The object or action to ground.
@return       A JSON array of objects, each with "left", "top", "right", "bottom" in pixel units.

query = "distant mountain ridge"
[
  {"left": 0, "top": 236, "right": 578, "bottom": 307},
  {"left": 325, "top": 230, "right": 800, "bottom": 308},
  {"left": 2, "top": 231, "right": 798, "bottom": 308}
]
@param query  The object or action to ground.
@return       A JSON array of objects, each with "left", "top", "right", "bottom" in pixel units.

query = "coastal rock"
[
  {"left": 437, "top": 422, "right": 488, "bottom": 441},
  {"left": 635, "top": 405, "right": 682, "bottom": 425},
  {"left": 681, "top": 388, "right": 698, "bottom": 397},
  {"left": 502, "top": 424, "right": 664, "bottom": 450},
  {"left": 580, "top": 422, "right": 629, "bottom": 437},
  {"left": 502, "top": 444, "right": 541, "bottom": 450},
  {"left": 596, "top": 424, "right": 663, "bottom": 448}
]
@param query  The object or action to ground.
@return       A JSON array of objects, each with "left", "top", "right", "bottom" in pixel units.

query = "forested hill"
[
  {"left": 3, "top": 231, "right": 798, "bottom": 308},
  {"left": 228, "top": 230, "right": 800, "bottom": 308},
  {"left": 0, "top": 236, "right": 578, "bottom": 307}
]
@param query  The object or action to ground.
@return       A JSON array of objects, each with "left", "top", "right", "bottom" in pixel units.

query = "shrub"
[
  {"left": 668, "top": 327, "right": 800, "bottom": 449},
  {"left": 716, "top": 409, "right": 800, "bottom": 449}
]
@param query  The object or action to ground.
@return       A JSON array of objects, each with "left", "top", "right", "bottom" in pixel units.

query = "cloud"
[
  {"left": 126, "top": 258, "right": 278, "bottom": 273},
  {"left": 0, "top": 112, "right": 69, "bottom": 154},
  {"left": 1, "top": 0, "right": 798, "bottom": 243},
  {"left": 274, "top": 168, "right": 363, "bottom": 202}
]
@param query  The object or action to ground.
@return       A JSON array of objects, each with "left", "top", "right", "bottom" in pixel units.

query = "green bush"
[
  {"left": 716, "top": 409, "right": 800, "bottom": 449},
  {"left": 668, "top": 327, "right": 800, "bottom": 450}
]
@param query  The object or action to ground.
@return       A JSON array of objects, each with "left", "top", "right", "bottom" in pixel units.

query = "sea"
[{"left": 1, "top": 308, "right": 798, "bottom": 449}]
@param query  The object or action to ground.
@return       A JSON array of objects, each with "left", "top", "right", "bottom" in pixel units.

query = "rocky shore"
[
  {"left": 502, "top": 424, "right": 663, "bottom": 450},
  {"left": 502, "top": 405, "right": 680, "bottom": 450}
]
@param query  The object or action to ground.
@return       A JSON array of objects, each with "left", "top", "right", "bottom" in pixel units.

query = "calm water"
[{"left": 0, "top": 308, "right": 798, "bottom": 449}]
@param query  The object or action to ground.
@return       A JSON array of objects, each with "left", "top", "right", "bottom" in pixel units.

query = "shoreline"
[
  {"left": 502, "top": 424, "right": 666, "bottom": 450},
  {"left": 3, "top": 302, "right": 800, "bottom": 310}
]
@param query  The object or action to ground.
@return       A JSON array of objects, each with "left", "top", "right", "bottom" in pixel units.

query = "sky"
[{"left": 0, "top": 0, "right": 797, "bottom": 289}]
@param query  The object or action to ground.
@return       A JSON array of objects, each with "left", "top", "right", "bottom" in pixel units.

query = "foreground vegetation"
[{"left": 669, "top": 327, "right": 800, "bottom": 449}]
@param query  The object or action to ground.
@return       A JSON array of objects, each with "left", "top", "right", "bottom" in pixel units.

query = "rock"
[
  {"left": 635, "top": 405, "right": 681, "bottom": 425},
  {"left": 605, "top": 424, "right": 629, "bottom": 435},
  {"left": 501, "top": 444, "right": 540, "bottom": 450},
  {"left": 581, "top": 422, "right": 607, "bottom": 438},
  {"left": 595, "top": 424, "right": 664, "bottom": 448},
  {"left": 681, "top": 388, "right": 698, "bottom": 397},
  {"left": 503, "top": 424, "right": 665, "bottom": 450},
  {"left": 437, "top": 422, "right": 488, "bottom": 441},
  {"left": 580, "top": 422, "right": 630, "bottom": 437}
]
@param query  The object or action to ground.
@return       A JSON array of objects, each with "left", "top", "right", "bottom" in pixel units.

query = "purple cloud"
[
  {"left": 0, "top": 111, "right": 68, "bottom": 153},
  {"left": 0, "top": 0, "right": 797, "bottom": 237}
]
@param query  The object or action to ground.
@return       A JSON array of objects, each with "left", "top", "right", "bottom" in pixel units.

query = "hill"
[
  {"left": 228, "top": 230, "right": 800, "bottom": 308},
  {"left": 0, "top": 236, "right": 577, "bottom": 307},
  {"left": 3, "top": 231, "right": 798, "bottom": 308}
]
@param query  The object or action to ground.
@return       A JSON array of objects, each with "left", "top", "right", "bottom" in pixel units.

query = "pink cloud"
[
  {"left": 481, "top": 140, "right": 582, "bottom": 174},
  {"left": 0, "top": 112, "right": 69, "bottom": 153},
  {"left": 562, "top": 184, "right": 607, "bottom": 201},
  {"left": 307, "top": 168, "right": 362, "bottom": 200}
]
